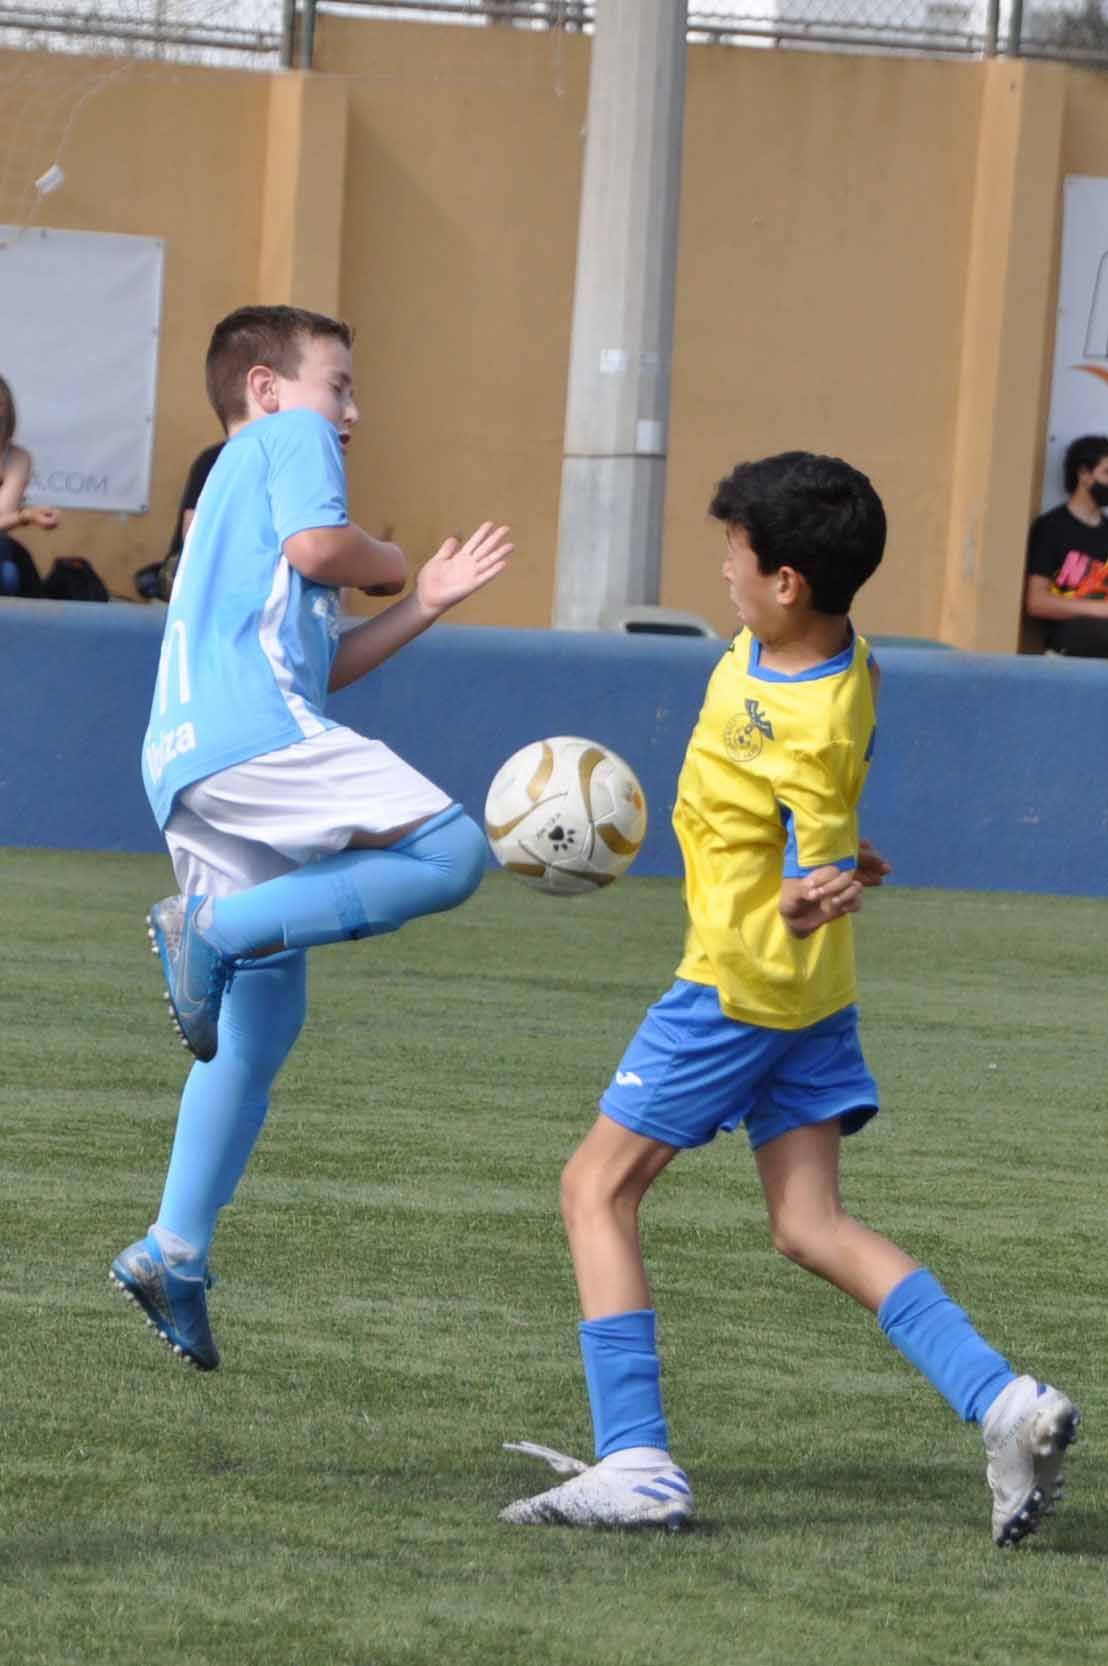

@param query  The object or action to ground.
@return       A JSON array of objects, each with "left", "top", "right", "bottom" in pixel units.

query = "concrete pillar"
[
  {"left": 552, "top": 0, "right": 688, "bottom": 628},
  {"left": 258, "top": 71, "right": 348, "bottom": 313},
  {"left": 940, "top": 60, "right": 1066, "bottom": 651}
]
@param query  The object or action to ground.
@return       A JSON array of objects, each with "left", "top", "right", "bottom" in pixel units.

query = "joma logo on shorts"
[{"left": 146, "top": 722, "right": 197, "bottom": 783}]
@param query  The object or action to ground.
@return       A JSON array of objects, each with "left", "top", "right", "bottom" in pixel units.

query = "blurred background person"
[
  {"left": 1025, "top": 434, "right": 1108, "bottom": 657},
  {"left": 0, "top": 373, "right": 60, "bottom": 597},
  {"left": 134, "top": 440, "right": 224, "bottom": 601}
]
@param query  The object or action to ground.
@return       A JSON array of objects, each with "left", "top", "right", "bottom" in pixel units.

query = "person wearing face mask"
[{"left": 1025, "top": 434, "right": 1108, "bottom": 656}]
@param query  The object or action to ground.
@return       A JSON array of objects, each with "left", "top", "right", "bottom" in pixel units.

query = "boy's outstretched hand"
[{"left": 417, "top": 522, "right": 512, "bottom": 618}]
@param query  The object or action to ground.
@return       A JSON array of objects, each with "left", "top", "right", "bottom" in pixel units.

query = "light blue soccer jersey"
[{"left": 142, "top": 408, "right": 349, "bottom": 829}]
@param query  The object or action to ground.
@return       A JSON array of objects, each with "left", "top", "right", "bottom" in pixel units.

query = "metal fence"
[
  {"left": 327, "top": 0, "right": 1108, "bottom": 63},
  {"left": 0, "top": 0, "right": 1105, "bottom": 70},
  {"left": 0, "top": 2, "right": 290, "bottom": 68}
]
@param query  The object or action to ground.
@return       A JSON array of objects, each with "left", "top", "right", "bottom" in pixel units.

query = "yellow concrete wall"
[
  {"left": 317, "top": 20, "right": 587, "bottom": 630},
  {"left": 666, "top": 48, "right": 982, "bottom": 644},
  {"left": 0, "top": 51, "right": 271, "bottom": 594},
  {"left": 320, "top": 21, "right": 986, "bottom": 640},
  {"left": 3, "top": 28, "right": 1108, "bottom": 648},
  {"left": 940, "top": 61, "right": 1066, "bottom": 653}
]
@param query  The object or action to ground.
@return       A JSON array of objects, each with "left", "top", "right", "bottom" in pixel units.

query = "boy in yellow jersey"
[{"left": 501, "top": 452, "right": 1077, "bottom": 1547}]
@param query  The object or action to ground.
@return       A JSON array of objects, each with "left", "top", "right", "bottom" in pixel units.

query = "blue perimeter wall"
[{"left": 2, "top": 597, "right": 1106, "bottom": 896}]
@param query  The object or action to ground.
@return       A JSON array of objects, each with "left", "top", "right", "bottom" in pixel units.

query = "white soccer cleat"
[
  {"left": 499, "top": 1442, "right": 694, "bottom": 1530},
  {"left": 982, "top": 1375, "right": 1079, "bottom": 1547}
]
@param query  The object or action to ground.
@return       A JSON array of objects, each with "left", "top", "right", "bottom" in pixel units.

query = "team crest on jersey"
[{"left": 724, "top": 698, "right": 774, "bottom": 762}]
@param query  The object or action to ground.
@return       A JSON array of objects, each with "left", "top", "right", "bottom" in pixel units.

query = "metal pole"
[
  {"left": 280, "top": 0, "right": 296, "bottom": 68},
  {"left": 1007, "top": 0, "right": 1024, "bottom": 55},
  {"left": 983, "top": 0, "right": 999, "bottom": 55},
  {"left": 551, "top": 0, "right": 689, "bottom": 629},
  {"left": 300, "top": 0, "right": 318, "bottom": 69}
]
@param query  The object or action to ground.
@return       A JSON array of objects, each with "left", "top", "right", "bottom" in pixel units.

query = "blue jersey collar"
[{"left": 746, "top": 627, "right": 855, "bottom": 683}]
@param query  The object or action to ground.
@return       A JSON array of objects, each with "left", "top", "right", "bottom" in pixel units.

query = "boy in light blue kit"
[
  {"left": 501, "top": 452, "right": 1078, "bottom": 1548},
  {"left": 111, "top": 305, "right": 511, "bottom": 1372}
]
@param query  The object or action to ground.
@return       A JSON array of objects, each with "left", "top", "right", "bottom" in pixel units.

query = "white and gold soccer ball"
[{"left": 484, "top": 735, "right": 648, "bottom": 896}]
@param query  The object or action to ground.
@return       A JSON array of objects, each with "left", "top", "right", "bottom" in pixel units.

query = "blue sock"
[
  {"left": 877, "top": 1267, "right": 1016, "bottom": 1423},
  {"left": 154, "top": 949, "right": 307, "bottom": 1270},
  {"left": 203, "top": 806, "right": 488, "bottom": 956},
  {"left": 579, "top": 1308, "right": 670, "bottom": 1459}
]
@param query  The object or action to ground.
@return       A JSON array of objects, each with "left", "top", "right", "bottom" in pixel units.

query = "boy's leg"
[
  {"left": 153, "top": 809, "right": 485, "bottom": 1062},
  {"left": 111, "top": 948, "right": 307, "bottom": 1370},
  {"left": 753, "top": 1120, "right": 1078, "bottom": 1545},
  {"left": 116, "top": 811, "right": 299, "bottom": 1363},
  {"left": 501, "top": 1116, "right": 694, "bottom": 1529},
  {"left": 149, "top": 733, "right": 484, "bottom": 1062},
  {"left": 753, "top": 1119, "right": 919, "bottom": 1311},
  {"left": 503, "top": 978, "right": 780, "bottom": 1529},
  {"left": 202, "top": 805, "right": 487, "bottom": 956},
  {"left": 155, "top": 950, "right": 307, "bottom": 1257}
]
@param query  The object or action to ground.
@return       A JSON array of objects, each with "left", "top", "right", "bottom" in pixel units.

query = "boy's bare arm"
[
  {"left": 1025, "top": 573, "right": 1108, "bottom": 622},
  {"left": 284, "top": 522, "right": 408, "bottom": 592},
  {"left": 0, "top": 446, "right": 29, "bottom": 520},
  {"left": 0, "top": 446, "right": 59, "bottom": 532},
  {"left": 329, "top": 521, "right": 511, "bottom": 692},
  {"left": 0, "top": 503, "right": 59, "bottom": 533}
]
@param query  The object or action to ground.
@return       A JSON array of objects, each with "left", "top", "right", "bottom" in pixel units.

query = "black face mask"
[{"left": 1090, "top": 482, "right": 1108, "bottom": 508}]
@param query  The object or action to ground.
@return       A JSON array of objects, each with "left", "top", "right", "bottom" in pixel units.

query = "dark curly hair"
[{"left": 708, "top": 451, "right": 886, "bottom": 615}]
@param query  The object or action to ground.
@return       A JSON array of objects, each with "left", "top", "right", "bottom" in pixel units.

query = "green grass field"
[{"left": 2, "top": 846, "right": 1105, "bottom": 1666}]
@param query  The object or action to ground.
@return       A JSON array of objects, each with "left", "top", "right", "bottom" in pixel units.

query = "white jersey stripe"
[{"left": 258, "top": 554, "right": 327, "bottom": 740}]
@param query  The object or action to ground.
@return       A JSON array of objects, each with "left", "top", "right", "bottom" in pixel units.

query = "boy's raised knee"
[
  {"left": 447, "top": 813, "right": 491, "bottom": 902},
  {"left": 403, "top": 809, "right": 488, "bottom": 909}
]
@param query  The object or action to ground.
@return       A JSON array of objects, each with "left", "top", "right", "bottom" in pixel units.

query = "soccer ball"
[{"left": 484, "top": 735, "right": 648, "bottom": 896}]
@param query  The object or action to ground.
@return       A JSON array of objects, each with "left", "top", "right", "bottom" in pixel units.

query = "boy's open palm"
[{"left": 418, "top": 522, "right": 512, "bottom": 616}]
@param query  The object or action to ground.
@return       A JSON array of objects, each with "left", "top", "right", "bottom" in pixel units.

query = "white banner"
[
  {"left": 0, "top": 227, "right": 163, "bottom": 513},
  {"left": 1043, "top": 177, "right": 1108, "bottom": 509}
]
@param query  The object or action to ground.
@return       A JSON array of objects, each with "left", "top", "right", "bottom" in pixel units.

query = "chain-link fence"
[
  {"left": 0, "top": 0, "right": 1106, "bottom": 69},
  {"left": 0, "top": 1, "right": 289, "bottom": 68},
  {"left": 334, "top": 0, "right": 1108, "bottom": 62}
]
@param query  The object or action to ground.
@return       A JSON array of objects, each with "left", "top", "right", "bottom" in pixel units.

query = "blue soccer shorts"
[{"left": 599, "top": 979, "right": 878, "bottom": 1152}]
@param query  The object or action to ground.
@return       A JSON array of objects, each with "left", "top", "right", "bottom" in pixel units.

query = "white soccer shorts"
[{"left": 164, "top": 726, "right": 452, "bottom": 898}]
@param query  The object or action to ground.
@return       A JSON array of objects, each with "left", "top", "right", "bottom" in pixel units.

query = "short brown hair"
[
  {"left": 205, "top": 305, "right": 353, "bottom": 432},
  {"left": 0, "top": 375, "right": 16, "bottom": 455}
]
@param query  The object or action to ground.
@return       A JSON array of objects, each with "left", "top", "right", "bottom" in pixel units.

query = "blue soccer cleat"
[
  {"left": 147, "top": 894, "right": 232, "bottom": 1064},
  {"left": 109, "top": 1234, "right": 220, "bottom": 1372}
]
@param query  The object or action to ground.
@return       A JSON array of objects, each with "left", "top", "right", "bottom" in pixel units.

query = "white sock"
[{"left": 598, "top": 1445, "right": 672, "bottom": 1471}]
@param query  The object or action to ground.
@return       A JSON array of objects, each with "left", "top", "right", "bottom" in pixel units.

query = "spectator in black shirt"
[
  {"left": 134, "top": 442, "right": 224, "bottom": 602},
  {"left": 1025, "top": 434, "right": 1108, "bottom": 657}
]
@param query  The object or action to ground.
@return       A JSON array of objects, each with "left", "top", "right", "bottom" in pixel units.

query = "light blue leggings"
[
  {"left": 156, "top": 949, "right": 307, "bottom": 1266},
  {"left": 155, "top": 807, "right": 490, "bottom": 1268}
]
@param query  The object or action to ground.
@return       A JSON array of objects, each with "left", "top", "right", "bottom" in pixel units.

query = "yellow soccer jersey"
[{"left": 673, "top": 627, "right": 876, "bottom": 1030}]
